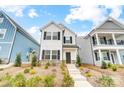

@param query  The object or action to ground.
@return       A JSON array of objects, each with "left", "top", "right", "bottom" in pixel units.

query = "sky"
[{"left": 0, "top": 5, "right": 124, "bottom": 43}]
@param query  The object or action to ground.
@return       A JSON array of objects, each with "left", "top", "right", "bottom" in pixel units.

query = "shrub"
[
  {"left": 60, "top": 62, "right": 65, "bottom": 71},
  {"left": 112, "top": 64, "right": 117, "bottom": 71},
  {"left": 51, "top": 62, "right": 56, "bottom": 66},
  {"left": 79, "top": 66, "right": 84, "bottom": 70},
  {"left": 14, "top": 53, "right": 22, "bottom": 67},
  {"left": 30, "top": 69, "right": 37, "bottom": 74},
  {"left": 62, "top": 73, "right": 74, "bottom": 87},
  {"left": 30, "top": 53, "right": 37, "bottom": 67},
  {"left": 3, "top": 73, "right": 12, "bottom": 81},
  {"left": 0, "top": 68, "right": 4, "bottom": 71},
  {"left": 46, "top": 62, "right": 50, "bottom": 66},
  {"left": 108, "top": 62, "right": 112, "bottom": 68},
  {"left": 24, "top": 68, "right": 30, "bottom": 73},
  {"left": 99, "top": 75, "right": 115, "bottom": 87},
  {"left": 44, "top": 65, "right": 48, "bottom": 69},
  {"left": 76, "top": 55, "right": 81, "bottom": 67},
  {"left": 10, "top": 73, "right": 26, "bottom": 87},
  {"left": 26, "top": 76, "right": 42, "bottom": 87},
  {"left": 43, "top": 75, "right": 55, "bottom": 87},
  {"left": 0, "top": 59, "right": 2, "bottom": 64},
  {"left": 85, "top": 72, "right": 93, "bottom": 77},
  {"left": 101, "top": 61, "right": 108, "bottom": 69}
]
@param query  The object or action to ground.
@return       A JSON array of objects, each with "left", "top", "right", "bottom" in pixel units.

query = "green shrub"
[
  {"left": 24, "top": 68, "right": 30, "bottom": 73},
  {"left": 108, "top": 62, "right": 112, "bottom": 68},
  {"left": 0, "top": 59, "right": 2, "bottom": 64},
  {"left": 62, "top": 73, "right": 74, "bottom": 87},
  {"left": 79, "top": 66, "right": 84, "bottom": 70},
  {"left": 26, "top": 76, "right": 42, "bottom": 87},
  {"left": 46, "top": 62, "right": 50, "bottom": 66},
  {"left": 60, "top": 62, "right": 65, "bottom": 71},
  {"left": 3, "top": 73, "right": 12, "bottom": 81},
  {"left": 85, "top": 72, "right": 93, "bottom": 77},
  {"left": 51, "top": 62, "right": 56, "bottom": 66},
  {"left": 99, "top": 75, "right": 115, "bottom": 87},
  {"left": 10, "top": 73, "right": 26, "bottom": 87},
  {"left": 31, "top": 53, "right": 37, "bottom": 67},
  {"left": 112, "top": 64, "right": 117, "bottom": 71},
  {"left": 44, "top": 65, "right": 48, "bottom": 69},
  {"left": 101, "top": 61, "right": 108, "bottom": 69},
  {"left": 0, "top": 68, "right": 4, "bottom": 71},
  {"left": 14, "top": 53, "right": 22, "bottom": 67},
  {"left": 76, "top": 55, "right": 81, "bottom": 67},
  {"left": 43, "top": 75, "right": 55, "bottom": 87}
]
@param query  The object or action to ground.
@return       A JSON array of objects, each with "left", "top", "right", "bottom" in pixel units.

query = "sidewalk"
[
  {"left": 0, "top": 63, "right": 13, "bottom": 69},
  {"left": 67, "top": 64, "right": 92, "bottom": 87}
]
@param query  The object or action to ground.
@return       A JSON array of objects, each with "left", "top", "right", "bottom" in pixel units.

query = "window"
[
  {"left": 53, "top": 32, "right": 58, "bottom": 40},
  {"left": 44, "top": 32, "right": 51, "bottom": 40},
  {"left": 95, "top": 52, "right": 99, "bottom": 61},
  {"left": 64, "top": 36, "right": 72, "bottom": 43},
  {"left": 52, "top": 50, "right": 58, "bottom": 59},
  {"left": 42, "top": 50, "right": 50, "bottom": 59},
  {"left": 0, "top": 29, "right": 6, "bottom": 39},
  {"left": 102, "top": 52, "right": 110, "bottom": 60},
  {"left": 0, "top": 18, "right": 4, "bottom": 23}
]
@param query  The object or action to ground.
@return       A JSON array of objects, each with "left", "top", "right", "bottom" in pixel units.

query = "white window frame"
[
  {"left": 52, "top": 50, "right": 58, "bottom": 59},
  {"left": 65, "top": 37, "right": 71, "bottom": 43},
  {"left": 0, "top": 18, "right": 4, "bottom": 23},
  {"left": 46, "top": 32, "right": 51, "bottom": 40},
  {"left": 53, "top": 32, "right": 58, "bottom": 40},
  {"left": 44, "top": 50, "right": 50, "bottom": 59},
  {"left": 0, "top": 29, "right": 7, "bottom": 39}
]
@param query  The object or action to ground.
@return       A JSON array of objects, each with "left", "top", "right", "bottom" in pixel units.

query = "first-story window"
[
  {"left": 52, "top": 50, "right": 58, "bottom": 59},
  {"left": 102, "top": 52, "right": 110, "bottom": 60},
  {"left": 42, "top": 50, "right": 50, "bottom": 59},
  {"left": 0, "top": 29, "right": 6, "bottom": 39}
]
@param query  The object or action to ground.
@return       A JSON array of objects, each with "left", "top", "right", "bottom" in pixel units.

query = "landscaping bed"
[{"left": 79, "top": 64, "right": 124, "bottom": 87}]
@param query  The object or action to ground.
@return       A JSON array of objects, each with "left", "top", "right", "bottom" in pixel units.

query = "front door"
[
  {"left": 66, "top": 52, "right": 71, "bottom": 63},
  {"left": 111, "top": 53, "right": 115, "bottom": 64}
]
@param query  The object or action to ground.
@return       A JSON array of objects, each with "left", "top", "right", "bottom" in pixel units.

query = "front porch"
[{"left": 93, "top": 49, "right": 124, "bottom": 66}]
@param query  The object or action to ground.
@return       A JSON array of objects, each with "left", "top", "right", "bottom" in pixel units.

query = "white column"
[
  {"left": 116, "top": 49, "right": 122, "bottom": 65},
  {"left": 109, "top": 50, "right": 112, "bottom": 63},
  {"left": 98, "top": 49, "right": 102, "bottom": 63},
  {"left": 96, "top": 33, "right": 100, "bottom": 45},
  {"left": 112, "top": 33, "right": 117, "bottom": 45}
]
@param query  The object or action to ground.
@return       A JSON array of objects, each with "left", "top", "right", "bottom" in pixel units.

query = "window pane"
[
  {"left": 46, "top": 32, "right": 51, "bottom": 40},
  {"left": 52, "top": 50, "right": 58, "bottom": 59},
  {"left": 65, "top": 37, "right": 71, "bottom": 43},
  {"left": 53, "top": 32, "right": 58, "bottom": 40},
  {"left": 0, "top": 29, "right": 6, "bottom": 39},
  {"left": 44, "top": 50, "right": 50, "bottom": 59},
  {"left": 0, "top": 18, "right": 4, "bottom": 23}
]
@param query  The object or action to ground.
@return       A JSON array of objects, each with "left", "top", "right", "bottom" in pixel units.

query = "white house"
[
  {"left": 77, "top": 17, "right": 124, "bottom": 66},
  {"left": 39, "top": 22, "right": 78, "bottom": 63}
]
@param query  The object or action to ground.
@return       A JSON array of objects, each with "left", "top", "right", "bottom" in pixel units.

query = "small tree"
[
  {"left": 76, "top": 55, "right": 81, "bottom": 67},
  {"left": 101, "top": 61, "right": 108, "bottom": 69},
  {"left": 30, "top": 52, "right": 37, "bottom": 67},
  {"left": 14, "top": 53, "right": 22, "bottom": 67}
]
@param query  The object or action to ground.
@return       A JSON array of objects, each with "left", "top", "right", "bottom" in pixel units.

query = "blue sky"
[{"left": 1, "top": 5, "right": 124, "bottom": 42}]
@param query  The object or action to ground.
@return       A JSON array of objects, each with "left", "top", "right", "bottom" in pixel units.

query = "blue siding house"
[{"left": 0, "top": 11, "right": 40, "bottom": 64}]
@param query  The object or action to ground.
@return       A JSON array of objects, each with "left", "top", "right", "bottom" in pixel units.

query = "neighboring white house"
[
  {"left": 39, "top": 22, "right": 78, "bottom": 63},
  {"left": 77, "top": 17, "right": 124, "bottom": 66}
]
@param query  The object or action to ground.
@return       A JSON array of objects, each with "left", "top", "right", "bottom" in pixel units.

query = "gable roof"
[
  {"left": 86, "top": 17, "right": 124, "bottom": 38},
  {"left": 0, "top": 11, "right": 40, "bottom": 46},
  {"left": 41, "top": 21, "right": 77, "bottom": 36}
]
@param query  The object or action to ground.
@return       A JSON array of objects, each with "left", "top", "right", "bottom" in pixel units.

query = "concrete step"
[{"left": 74, "top": 81, "right": 92, "bottom": 87}]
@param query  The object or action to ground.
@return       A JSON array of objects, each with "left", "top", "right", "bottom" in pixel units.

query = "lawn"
[
  {"left": 0, "top": 62, "right": 74, "bottom": 87},
  {"left": 79, "top": 64, "right": 124, "bottom": 87}
]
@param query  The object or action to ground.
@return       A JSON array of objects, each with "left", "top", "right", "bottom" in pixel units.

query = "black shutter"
[
  {"left": 58, "top": 50, "right": 60, "bottom": 60},
  {"left": 70, "top": 36, "right": 72, "bottom": 43},
  {"left": 107, "top": 52, "right": 110, "bottom": 60},
  {"left": 95, "top": 52, "right": 98, "bottom": 61},
  {"left": 42, "top": 50, "right": 45, "bottom": 59},
  {"left": 44, "top": 32, "right": 46, "bottom": 40},
  {"left": 103, "top": 37, "right": 107, "bottom": 44},
  {"left": 92, "top": 37, "right": 95, "bottom": 44},
  {"left": 64, "top": 37, "right": 66, "bottom": 43},
  {"left": 58, "top": 32, "right": 60, "bottom": 40}
]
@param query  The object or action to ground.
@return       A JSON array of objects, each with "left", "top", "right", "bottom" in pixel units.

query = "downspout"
[
  {"left": 39, "top": 30, "right": 42, "bottom": 62},
  {"left": 7, "top": 27, "right": 17, "bottom": 64},
  {"left": 62, "top": 29, "right": 65, "bottom": 63},
  {"left": 89, "top": 35, "right": 95, "bottom": 66}
]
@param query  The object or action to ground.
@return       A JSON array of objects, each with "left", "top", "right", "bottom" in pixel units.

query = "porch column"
[
  {"left": 98, "top": 49, "right": 102, "bottom": 63},
  {"left": 109, "top": 50, "right": 112, "bottom": 63},
  {"left": 112, "top": 33, "right": 117, "bottom": 45},
  {"left": 96, "top": 33, "right": 100, "bottom": 45},
  {"left": 116, "top": 49, "right": 122, "bottom": 64}
]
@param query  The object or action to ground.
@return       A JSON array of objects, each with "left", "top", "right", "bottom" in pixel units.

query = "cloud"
[
  {"left": 0, "top": 5, "right": 26, "bottom": 17},
  {"left": 28, "top": 9, "right": 39, "bottom": 18},
  {"left": 28, "top": 26, "right": 40, "bottom": 34},
  {"left": 65, "top": 5, "right": 123, "bottom": 27}
]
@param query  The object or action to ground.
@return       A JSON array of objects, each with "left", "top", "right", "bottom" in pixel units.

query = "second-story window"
[
  {"left": 0, "top": 18, "right": 4, "bottom": 23},
  {"left": 44, "top": 32, "right": 51, "bottom": 40},
  {"left": 64, "top": 36, "right": 72, "bottom": 44},
  {"left": 0, "top": 29, "right": 7, "bottom": 39},
  {"left": 53, "top": 32, "right": 60, "bottom": 40}
]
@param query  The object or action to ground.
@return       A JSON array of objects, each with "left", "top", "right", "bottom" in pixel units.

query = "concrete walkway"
[
  {"left": 0, "top": 63, "right": 13, "bottom": 69},
  {"left": 67, "top": 64, "right": 92, "bottom": 87}
]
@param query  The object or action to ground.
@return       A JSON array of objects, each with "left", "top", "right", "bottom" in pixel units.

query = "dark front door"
[{"left": 66, "top": 52, "right": 71, "bottom": 63}]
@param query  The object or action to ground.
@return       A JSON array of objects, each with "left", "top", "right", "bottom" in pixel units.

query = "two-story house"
[
  {"left": 39, "top": 22, "right": 78, "bottom": 63},
  {"left": 0, "top": 11, "right": 40, "bottom": 64},
  {"left": 77, "top": 17, "right": 124, "bottom": 66}
]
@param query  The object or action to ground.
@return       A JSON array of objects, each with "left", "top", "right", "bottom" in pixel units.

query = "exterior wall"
[
  {"left": 77, "top": 36, "right": 94, "bottom": 65},
  {"left": 119, "top": 50, "right": 124, "bottom": 64},
  {"left": 40, "top": 24, "right": 63, "bottom": 60},
  {"left": 10, "top": 31, "right": 40, "bottom": 63},
  {"left": 0, "top": 13, "right": 16, "bottom": 60}
]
